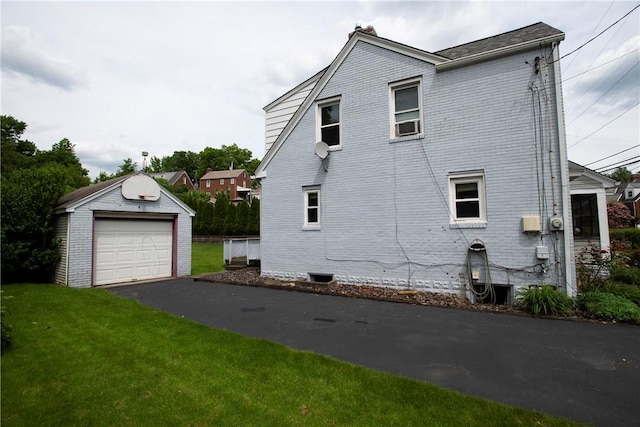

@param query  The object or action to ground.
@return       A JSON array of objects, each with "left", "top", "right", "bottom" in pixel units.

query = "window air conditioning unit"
[{"left": 396, "top": 120, "right": 420, "bottom": 137}]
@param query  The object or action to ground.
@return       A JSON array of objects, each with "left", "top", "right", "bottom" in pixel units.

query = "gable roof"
[
  {"left": 200, "top": 169, "right": 247, "bottom": 180},
  {"left": 255, "top": 22, "right": 564, "bottom": 179},
  {"left": 435, "top": 22, "right": 564, "bottom": 60},
  {"left": 149, "top": 171, "right": 191, "bottom": 185},
  {"left": 568, "top": 161, "right": 617, "bottom": 188},
  {"left": 56, "top": 172, "right": 195, "bottom": 216}
]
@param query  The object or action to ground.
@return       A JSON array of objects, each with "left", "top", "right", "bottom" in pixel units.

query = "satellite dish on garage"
[{"left": 315, "top": 141, "right": 330, "bottom": 160}]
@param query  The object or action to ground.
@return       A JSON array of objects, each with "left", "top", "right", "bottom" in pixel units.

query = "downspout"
[{"left": 552, "top": 42, "right": 576, "bottom": 296}]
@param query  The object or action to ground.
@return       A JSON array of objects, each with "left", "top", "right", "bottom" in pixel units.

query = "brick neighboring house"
[
  {"left": 199, "top": 169, "right": 251, "bottom": 202},
  {"left": 150, "top": 171, "right": 196, "bottom": 191}
]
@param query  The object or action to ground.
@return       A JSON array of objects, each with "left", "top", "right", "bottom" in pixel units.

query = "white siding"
[{"left": 53, "top": 213, "right": 69, "bottom": 285}]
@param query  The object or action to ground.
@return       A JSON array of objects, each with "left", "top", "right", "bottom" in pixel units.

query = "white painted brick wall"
[
  {"left": 261, "top": 41, "right": 575, "bottom": 298},
  {"left": 58, "top": 186, "right": 192, "bottom": 288}
]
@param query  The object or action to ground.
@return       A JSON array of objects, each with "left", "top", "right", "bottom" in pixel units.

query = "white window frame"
[
  {"left": 206, "top": 179, "right": 211, "bottom": 188},
  {"left": 389, "top": 78, "right": 423, "bottom": 139},
  {"left": 448, "top": 173, "right": 487, "bottom": 225},
  {"left": 220, "top": 179, "right": 224, "bottom": 185},
  {"left": 316, "top": 96, "right": 341, "bottom": 150},
  {"left": 303, "top": 187, "right": 321, "bottom": 230},
  {"left": 231, "top": 178, "right": 235, "bottom": 184}
]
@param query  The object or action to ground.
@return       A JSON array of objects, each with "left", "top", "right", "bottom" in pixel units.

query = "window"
[
  {"left": 206, "top": 179, "right": 211, "bottom": 188},
  {"left": 628, "top": 190, "right": 633, "bottom": 198},
  {"left": 571, "top": 194, "right": 599, "bottom": 239},
  {"left": 449, "top": 173, "right": 486, "bottom": 223},
  {"left": 220, "top": 179, "right": 224, "bottom": 185},
  {"left": 390, "top": 79, "right": 422, "bottom": 138},
  {"left": 317, "top": 97, "right": 340, "bottom": 147},
  {"left": 231, "top": 178, "right": 235, "bottom": 184},
  {"left": 303, "top": 187, "right": 321, "bottom": 228}
]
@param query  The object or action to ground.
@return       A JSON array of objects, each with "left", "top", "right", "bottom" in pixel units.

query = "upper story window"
[
  {"left": 303, "top": 187, "right": 321, "bottom": 229},
  {"left": 628, "top": 190, "right": 633, "bottom": 198},
  {"left": 206, "top": 179, "right": 211, "bottom": 188},
  {"left": 220, "top": 179, "right": 224, "bottom": 185},
  {"left": 448, "top": 173, "right": 486, "bottom": 224},
  {"left": 390, "top": 78, "right": 422, "bottom": 138},
  {"left": 231, "top": 178, "right": 235, "bottom": 184},
  {"left": 182, "top": 177, "right": 187, "bottom": 184},
  {"left": 317, "top": 97, "right": 341, "bottom": 148}
]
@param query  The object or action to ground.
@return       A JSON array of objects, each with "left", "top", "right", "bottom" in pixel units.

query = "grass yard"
[
  {"left": 191, "top": 242, "right": 225, "bottom": 275},
  {"left": 1, "top": 285, "right": 580, "bottom": 426}
]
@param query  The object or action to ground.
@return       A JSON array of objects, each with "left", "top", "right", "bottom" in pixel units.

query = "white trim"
[
  {"left": 389, "top": 77, "right": 423, "bottom": 138},
  {"left": 552, "top": 41, "right": 575, "bottom": 296},
  {"left": 303, "top": 187, "right": 321, "bottom": 229},
  {"left": 316, "top": 96, "right": 342, "bottom": 150},
  {"left": 448, "top": 173, "right": 487, "bottom": 224}
]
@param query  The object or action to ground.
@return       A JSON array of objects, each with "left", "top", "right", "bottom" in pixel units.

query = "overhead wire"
[
  {"left": 595, "top": 155, "right": 640, "bottom": 172},
  {"left": 568, "top": 100, "right": 640, "bottom": 148},
  {"left": 584, "top": 144, "right": 640, "bottom": 166}
]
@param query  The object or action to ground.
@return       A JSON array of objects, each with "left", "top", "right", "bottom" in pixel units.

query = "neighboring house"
[
  {"left": 54, "top": 173, "right": 195, "bottom": 287},
  {"left": 569, "top": 161, "right": 616, "bottom": 254},
  {"left": 149, "top": 171, "right": 196, "bottom": 191},
  {"left": 615, "top": 181, "right": 640, "bottom": 227},
  {"left": 255, "top": 22, "right": 577, "bottom": 302},
  {"left": 199, "top": 169, "right": 251, "bottom": 202}
]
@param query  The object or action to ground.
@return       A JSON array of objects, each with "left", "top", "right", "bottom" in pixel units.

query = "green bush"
[
  {"left": 577, "top": 292, "right": 640, "bottom": 324},
  {"left": 599, "top": 282, "right": 640, "bottom": 307},
  {"left": 610, "top": 228, "right": 640, "bottom": 249},
  {"left": 610, "top": 265, "right": 640, "bottom": 286},
  {"left": 516, "top": 285, "right": 575, "bottom": 316}
]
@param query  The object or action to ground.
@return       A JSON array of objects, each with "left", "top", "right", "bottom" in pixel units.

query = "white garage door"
[{"left": 95, "top": 219, "right": 173, "bottom": 286}]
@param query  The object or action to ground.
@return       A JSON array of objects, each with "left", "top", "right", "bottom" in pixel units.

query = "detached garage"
[{"left": 54, "top": 173, "right": 195, "bottom": 288}]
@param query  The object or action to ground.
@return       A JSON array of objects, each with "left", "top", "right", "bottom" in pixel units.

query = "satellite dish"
[{"left": 315, "top": 141, "right": 330, "bottom": 160}]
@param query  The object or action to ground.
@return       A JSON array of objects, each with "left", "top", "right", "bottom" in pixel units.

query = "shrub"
[
  {"left": 599, "top": 282, "right": 640, "bottom": 306},
  {"left": 516, "top": 285, "right": 575, "bottom": 316},
  {"left": 610, "top": 228, "right": 640, "bottom": 249},
  {"left": 607, "top": 202, "right": 634, "bottom": 229},
  {"left": 610, "top": 266, "right": 640, "bottom": 286},
  {"left": 577, "top": 292, "right": 640, "bottom": 324}
]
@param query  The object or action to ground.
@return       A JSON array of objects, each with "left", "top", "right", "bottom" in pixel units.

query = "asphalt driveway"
[{"left": 109, "top": 278, "right": 640, "bottom": 427}]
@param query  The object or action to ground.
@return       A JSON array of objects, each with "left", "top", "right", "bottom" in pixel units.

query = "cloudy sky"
[{"left": 2, "top": 1, "right": 639, "bottom": 178}]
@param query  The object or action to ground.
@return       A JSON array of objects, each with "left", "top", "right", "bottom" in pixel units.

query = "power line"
[
  {"left": 595, "top": 155, "right": 640, "bottom": 171},
  {"left": 596, "top": 157, "right": 640, "bottom": 172},
  {"left": 584, "top": 144, "right": 640, "bottom": 166},
  {"left": 566, "top": 61, "right": 640, "bottom": 127},
  {"left": 568, "top": 101, "right": 640, "bottom": 149},
  {"left": 561, "top": 49, "right": 639, "bottom": 83},
  {"left": 555, "top": 3, "right": 640, "bottom": 63}
]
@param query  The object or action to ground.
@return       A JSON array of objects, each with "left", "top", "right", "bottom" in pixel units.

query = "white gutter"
[
  {"left": 436, "top": 34, "right": 565, "bottom": 72},
  {"left": 552, "top": 42, "right": 575, "bottom": 297}
]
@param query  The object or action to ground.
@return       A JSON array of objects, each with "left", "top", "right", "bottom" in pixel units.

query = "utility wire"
[
  {"left": 568, "top": 101, "right": 640, "bottom": 149},
  {"left": 597, "top": 158, "right": 640, "bottom": 172},
  {"left": 595, "top": 155, "right": 640, "bottom": 172},
  {"left": 566, "top": 61, "right": 639, "bottom": 127},
  {"left": 584, "top": 144, "right": 640, "bottom": 166},
  {"left": 561, "top": 49, "right": 639, "bottom": 83},
  {"left": 554, "top": 4, "right": 640, "bottom": 63}
]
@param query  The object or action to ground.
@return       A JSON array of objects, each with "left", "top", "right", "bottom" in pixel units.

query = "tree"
[
  {"left": 212, "top": 191, "right": 229, "bottom": 235},
  {"left": 1, "top": 164, "right": 68, "bottom": 282},
  {"left": 116, "top": 158, "right": 137, "bottom": 176},
  {"left": 607, "top": 201, "right": 634, "bottom": 229},
  {"left": 608, "top": 167, "right": 632, "bottom": 182},
  {"left": 161, "top": 151, "right": 199, "bottom": 180},
  {"left": 1, "top": 115, "right": 36, "bottom": 173},
  {"left": 223, "top": 203, "right": 237, "bottom": 235},
  {"left": 235, "top": 201, "right": 250, "bottom": 235},
  {"left": 248, "top": 198, "right": 260, "bottom": 235},
  {"left": 37, "top": 138, "right": 90, "bottom": 191}
]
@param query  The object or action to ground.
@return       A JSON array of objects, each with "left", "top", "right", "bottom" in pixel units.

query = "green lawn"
[
  {"left": 191, "top": 242, "right": 225, "bottom": 275},
  {"left": 1, "top": 284, "right": 581, "bottom": 426}
]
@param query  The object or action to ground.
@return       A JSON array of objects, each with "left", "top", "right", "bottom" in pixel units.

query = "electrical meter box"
[{"left": 536, "top": 245, "right": 550, "bottom": 260}]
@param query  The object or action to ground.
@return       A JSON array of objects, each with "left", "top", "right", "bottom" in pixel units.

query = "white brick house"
[
  {"left": 54, "top": 173, "right": 195, "bottom": 287},
  {"left": 255, "top": 23, "right": 576, "bottom": 303}
]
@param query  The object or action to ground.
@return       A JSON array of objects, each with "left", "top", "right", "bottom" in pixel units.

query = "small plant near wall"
[{"left": 516, "top": 285, "right": 575, "bottom": 317}]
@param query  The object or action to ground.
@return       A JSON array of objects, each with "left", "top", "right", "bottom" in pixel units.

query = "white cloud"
[{"left": 1, "top": 25, "right": 87, "bottom": 91}]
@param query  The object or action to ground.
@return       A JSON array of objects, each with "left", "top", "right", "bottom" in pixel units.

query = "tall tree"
[
  {"left": 1, "top": 115, "right": 37, "bottom": 173},
  {"left": 37, "top": 138, "right": 90, "bottom": 190},
  {"left": 248, "top": 198, "right": 260, "bottom": 235}
]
